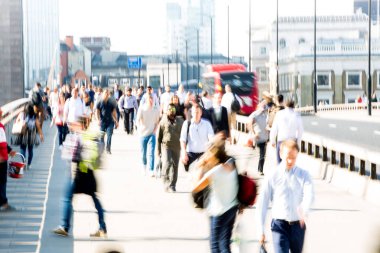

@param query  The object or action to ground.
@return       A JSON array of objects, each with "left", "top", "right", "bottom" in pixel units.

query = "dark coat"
[{"left": 209, "top": 106, "right": 229, "bottom": 137}]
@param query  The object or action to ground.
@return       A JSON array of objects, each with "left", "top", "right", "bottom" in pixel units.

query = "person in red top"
[{"left": 0, "top": 107, "right": 17, "bottom": 211}]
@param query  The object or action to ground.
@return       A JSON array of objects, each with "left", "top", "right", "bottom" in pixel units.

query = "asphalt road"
[{"left": 302, "top": 114, "right": 380, "bottom": 152}]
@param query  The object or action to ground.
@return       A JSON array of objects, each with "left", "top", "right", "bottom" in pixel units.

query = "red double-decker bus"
[{"left": 202, "top": 64, "right": 259, "bottom": 115}]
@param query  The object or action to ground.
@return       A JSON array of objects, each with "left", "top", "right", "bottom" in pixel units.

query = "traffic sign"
[{"left": 128, "top": 57, "right": 142, "bottom": 69}]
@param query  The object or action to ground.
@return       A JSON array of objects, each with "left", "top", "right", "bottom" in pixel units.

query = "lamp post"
[
  {"left": 186, "top": 39, "right": 189, "bottom": 90},
  {"left": 276, "top": 0, "right": 279, "bottom": 94},
  {"left": 228, "top": 5, "right": 230, "bottom": 64},
  {"left": 167, "top": 57, "right": 171, "bottom": 86},
  {"left": 211, "top": 16, "right": 213, "bottom": 64},
  {"left": 197, "top": 29, "right": 200, "bottom": 95},
  {"left": 249, "top": 0, "right": 252, "bottom": 72},
  {"left": 369, "top": 0, "right": 372, "bottom": 116},
  {"left": 313, "top": 0, "right": 317, "bottom": 113},
  {"left": 176, "top": 49, "right": 179, "bottom": 89}
]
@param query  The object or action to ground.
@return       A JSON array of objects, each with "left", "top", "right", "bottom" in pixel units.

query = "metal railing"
[
  {"left": 1, "top": 98, "right": 31, "bottom": 144},
  {"left": 295, "top": 102, "right": 380, "bottom": 115},
  {"left": 235, "top": 113, "right": 379, "bottom": 180}
]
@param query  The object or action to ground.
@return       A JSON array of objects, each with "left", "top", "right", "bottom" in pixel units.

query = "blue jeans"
[
  {"left": 20, "top": 144, "right": 33, "bottom": 166},
  {"left": 271, "top": 219, "right": 306, "bottom": 253},
  {"left": 140, "top": 134, "right": 156, "bottom": 171},
  {"left": 62, "top": 173, "right": 106, "bottom": 232},
  {"left": 57, "top": 125, "right": 65, "bottom": 146},
  {"left": 276, "top": 141, "right": 283, "bottom": 164},
  {"left": 0, "top": 162, "right": 8, "bottom": 206},
  {"left": 209, "top": 205, "right": 238, "bottom": 253},
  {"left": 100, "top": 122, "right": 114, "bottom": 152}
]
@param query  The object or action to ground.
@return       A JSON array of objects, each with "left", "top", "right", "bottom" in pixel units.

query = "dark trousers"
[
  {"left": 20, "top": 144, "right": 33, "bottom": 166},
  {"left": 100, "top": 122, "right": 114, "bottom": 152},
  {"left": 62, "top": 176, "right": 106, "bottom": 232},
  {"left": 271, "top": 219, "right": 306, "bottom": 253},
  {"left": 162, "top": 147, "right": 180, "bottom": 188},
  {"left": 257, "top": 142, "right": 267, "bottom": 173},
  {"left": 123, "top": 108, "right": 134, "bottom": 134},
  {"left": 210, "top": 205, "right": 238, "bottom": 253},
  {"left": 276, "top": 141, "right": 283, "bottom": 164},
  {"left": 187, "top": 152, "right": 204, "bottom": 167},
  {"left": 0, "top": 162, "right": 8, "bottom": 206},
  {"left": 57, "top": 125, "right": 66, "bottom": 146}
]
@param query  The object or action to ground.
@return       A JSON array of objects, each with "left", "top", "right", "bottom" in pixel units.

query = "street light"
[
  {"left": 276, "top": 0, "right": 279, "bottom": 94},
  {"left": 228, "top": 5, "right": 230, "bottom": 64},
  {"left": 197, "top": 29, "right": 200, "bottom": 95},
  {"left": 176, "top": 49, "right": 179, "bottom": 89},
  {"left": 211, "top": 16, "right": 213, "bottom": 64},
  {"left": 186, "top": 39, "right": 189, "bottom": 90},
  {"left": 369, "top": 0, "right": 372, "bottom": 116},
  {"left": 313, "top": 0, "right": 317, "bottom": 113},
  {"left": 167, "top": 57, "right": 171, "bottom": 86},
  {"left": 249, "top": 0, "right": 252, "bottom": 72}
]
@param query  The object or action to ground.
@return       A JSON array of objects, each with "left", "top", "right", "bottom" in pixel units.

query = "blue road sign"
[{"left": 128, "top": 57, "right": 142, "bottom": 69}]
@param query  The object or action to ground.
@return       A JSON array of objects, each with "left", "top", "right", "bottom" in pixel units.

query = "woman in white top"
[
  {"left": 193, "top": 135, "right": 239, "bottom": 253},
  {"left": 51, "top": 92, "right": 66, "bottom": 147}
]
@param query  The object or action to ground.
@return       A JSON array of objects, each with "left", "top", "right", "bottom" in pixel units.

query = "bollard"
[
  {"left": 340, "top": 153, "right": 345, "bottom": 168},
  {"left": 301, "top": 141, "right": 306, "bottom": 153},
  {"left": 307, "top": 143, "right": 312, "bottom": 155},
  {"left": 331, "top": 150, "right": 336, "bottom": 165},
  {"left": 359, "top": 160, "right": 365, "bottom": 175},
  {"left": 315, "top": 145, "right": 320, "bottom": 159},
  {"left": 349, "top": 155, "right": 355, "bottom": 171},
  {"left": 370, "top": 163, "right": 377, "bottom": 180},
  {"left": 322, "top": 147, "right": 328, "bottom": 161}
]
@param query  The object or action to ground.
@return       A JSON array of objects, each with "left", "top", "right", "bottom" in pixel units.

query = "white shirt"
[
  {"left": 140, "top": 93, "right": 160, "bottom": 108},
  {"left": 269, "top": 108, "right": 303, "bottom": 145},
  {"left": 49, "top": 92, "right": 59, "bottom": 109},
  {"left": 221, "top": 92, "right": 242, "bottom": 113},
  {"left": 160, "top": 92, "right": 174, "bottom": 111},
  {"left": 205, "top": 164, "right": 239, "bottom": 216},
  {"left": 201, "top": 97, "right": 213, "bottom": 110},
  {"left": 180, "top": 119, "right": 214, "bottom": 153},
  {"left": 64, "top": 97, "right": 85, "bottom": 123},
  {"left": 257, "top": 164, "right": 314, "bottom": 235},
  {"left": 176, "top": 91, "right": 187, "bottom": 104}
]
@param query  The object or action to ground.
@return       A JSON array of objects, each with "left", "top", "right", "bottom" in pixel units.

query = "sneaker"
[
  {"left": 0, "top": 204, "right": 16, "bottom": 212},
  {"left": 260, "top": 172, "right": 264, "bottom": 176},
  {"left": 53, "top": 226, "right": 68, "bottom": 237},
  {"left": 59, "top": 145, "right": 63, "bottom": 150},
  {"left": 90, "top": 229, "right": 107, "bottom": 238},
  {"left": 167, "top": 186, "right": 176, "bottom": 193}
]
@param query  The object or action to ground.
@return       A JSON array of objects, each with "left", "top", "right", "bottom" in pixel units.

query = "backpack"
[
  {"left": 231, "top": 94, "right": 241, "bottom": 113},
  {"left": 31, "top": 91, "right": 42, "bottom": 107},
  {"left": 78, "top": 130, "right": 105, "bottom": 172},
  {"left": 237, "top": 172, "right": 257, "bottom": 207}
]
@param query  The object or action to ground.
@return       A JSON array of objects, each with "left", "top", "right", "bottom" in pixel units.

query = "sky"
[{"left": 59, "top": 0, "right": 354, "bottom": 59}]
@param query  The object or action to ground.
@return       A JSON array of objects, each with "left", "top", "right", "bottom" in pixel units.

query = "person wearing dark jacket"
[
  {"left": 209, "top": 93, "right": 230, "bottom": 138},
  {"left": 0, "top": 107, "right": 17, "bottom": 211}
]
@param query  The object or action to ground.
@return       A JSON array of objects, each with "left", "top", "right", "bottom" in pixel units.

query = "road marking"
[
  {"left": 349, "top": 127, "right": 358, "bottom": 132},
  {"left": 328, "top": 124, "right": 337, "bottom": 128},
  {"left": 374, "top": 130, "right": 380, "bottom": 135},
  {"left": 311, "top": 121, "right": 318, "bottom": 126}
]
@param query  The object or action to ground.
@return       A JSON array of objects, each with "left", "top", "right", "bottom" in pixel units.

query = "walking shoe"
[
  {"left": 0, "top": 204, "right": 16, "bottom": 212},
  {"left": 53, "top": 226, "right": 68, "bottom": 237},
  {"left": 90, "top": 229, "right": 107, "bottom": 238},
  {"left": 167, "top": 186, "right": 176, "bottom": 193}
]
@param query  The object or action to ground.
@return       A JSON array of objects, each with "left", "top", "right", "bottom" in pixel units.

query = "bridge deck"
[{"left": 1, "top": 125, "right": 380, "bottom": 253}]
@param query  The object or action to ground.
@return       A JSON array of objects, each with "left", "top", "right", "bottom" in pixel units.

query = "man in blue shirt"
[{"left": 257, "top": 139, "right": 314, "bottom": 253}]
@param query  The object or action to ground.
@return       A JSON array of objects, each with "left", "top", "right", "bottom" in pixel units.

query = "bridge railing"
[
  {"left": 1, "top": 98, "right": 31, "bottom": 144},
  {"left": 235, "top": 114, "right": 379, "bottom": 180},
  {"left": 295, "top": 102, "right": 380, "bottom": 115}
]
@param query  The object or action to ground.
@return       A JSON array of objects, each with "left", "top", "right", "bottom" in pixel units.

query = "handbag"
[
  {"left": 237, "top": 172, "right": 257, "bottom": 207},
  {"left": 12, "top": 113, "right": 27, "bottom": 135},
  {"left": 192, "top": 186, "right": 210, "bottom": 209},
  {"left": 231, "top": 93, "right": 241, "bottom": 112},
  {"left": 259, "top": 244, "right": 268, "bottom": 253}
]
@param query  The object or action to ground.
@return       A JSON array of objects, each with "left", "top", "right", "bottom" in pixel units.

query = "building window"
[
  {"left": 260, "top": 47, "right": 267, "bottom": 55},
  {"left": 346, "top": 71, "right": 362, "bottom": 88},
  {"left": 280, "top": 39, "right": 286, "bottom": 48},
  {"left": 299, "top": 38, "right": 305, "bottom": 44},
  {"left": 317, "top": 72, "right": 331, "bottom": 89},
  {"left": 259, "top": 68, "right": 268, "bottom": 82}
]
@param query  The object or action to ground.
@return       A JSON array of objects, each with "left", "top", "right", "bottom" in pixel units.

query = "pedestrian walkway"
[{"left": 1, "top": 125, "right": 380, "bottom": 253}]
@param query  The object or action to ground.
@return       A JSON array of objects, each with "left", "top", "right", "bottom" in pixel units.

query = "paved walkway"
[{"left": 1, "top": 125, "right": 380, "bottom": 253}]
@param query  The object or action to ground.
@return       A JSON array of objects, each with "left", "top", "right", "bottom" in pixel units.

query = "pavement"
[{"left": 1, "top": 124, "right": 380, "bottom": 253}]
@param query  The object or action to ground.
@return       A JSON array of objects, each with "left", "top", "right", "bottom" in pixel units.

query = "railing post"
[
  {"left": 331, "top": 150, "right": 336, "bottom": 165},
  {"left": 307, "top": 143, "right": 312, "bottom": 155},
  {"left": 340, "top": 153, "right": 345, "bottom": 168},
  {"left": 301, "top": 141, "right": 306, "bottom": 153},
  {"left": 315, "top": 145, "right": 320, "bottom": 158},
  {"left": 322, "top": 147, "right": 328, "bottom": 161},
  {"left": 359, "top": 160, "right": 365, "bottom": 175},
  {"left": 349, "top": 155, "right": 355, "bottom": 171},
  {"left": 371, "top": 163, "right": 377, "bottom": 180}
]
